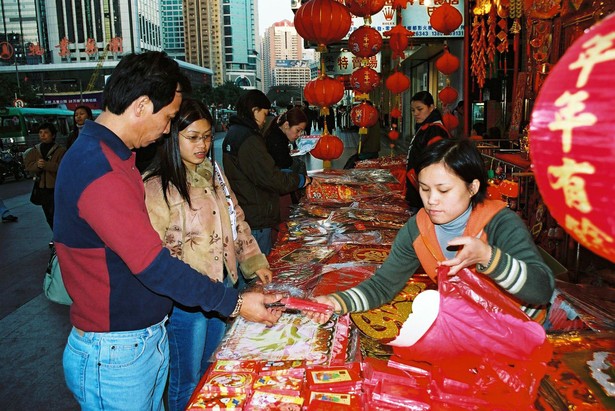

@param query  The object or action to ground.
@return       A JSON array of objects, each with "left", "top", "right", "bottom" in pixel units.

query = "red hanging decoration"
[
  {"left": 303, "top": 75, "right": 345, "bottom": 111},
  {"left": 350, "top": 101, "right": 379, "bottom": 134},
  {"left": 294, "top": 0, "right": 352, "bottom": 52},
  {"left": 438, "top": 86, "right": 459, "bottom": 106},
  {"left": 390, "top": 107, "right": 402, "bottom": 118},
  {"left": 385, "top": 71, "right": 411, "bottom": 94},
  {"left": 435, "top": 46, "right": 460, "bottom": 75},
  {"left": 388, "top": 129, "right": 400, "bottom": 140},
  {"left": 383, "top": 23, "right": 415, "bottom": 60},
  {"left": 430, "top": 3, "right": 463, "bottom": 35},
  {"left": 442, "top": 112, "right": 460, "bottom": 131},
  {"left": 530, "top": 13, "right": 615, "bottom": 263},
  {"left": 310, "top": 134, "right": 345, "bottom": 170},
  {"left": 348, "top": 25, "right": 383, "bottom": 58},
  {"left": 392, "top": 0, "right": 412, "bottom": 9},
  {"left": 345, "top": 0, "right": 385, "bottom": 20},
  {"left": 349, "top": 66, "right": 381, "bottom": 97}
]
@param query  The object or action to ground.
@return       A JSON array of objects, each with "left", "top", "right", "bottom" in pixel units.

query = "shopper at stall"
[
  {"left": 223, "top": 90, "right": 312, "bottom": 256},
  {"left": 54, "top": 51, "right": 283, "bottom": 411},
  {"left": 143, "top": 98, "right": 273, "bottom": 411},
  {"left": 406, "top": 91, "right": 450, "bottom": 212},
  {"left": 308, "top": 139, "right": 554, "bottom": 323},
  {"left": 24, "top": 122, "right": 66, "bottom": 231}
]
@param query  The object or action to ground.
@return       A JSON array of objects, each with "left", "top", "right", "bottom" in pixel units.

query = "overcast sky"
[{"left": 257, "top": 0, "right": 296, "bottom": 34}]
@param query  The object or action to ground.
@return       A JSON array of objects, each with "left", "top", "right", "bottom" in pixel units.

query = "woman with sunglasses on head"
[{"left": 143, "top": 98, "right": 273, "bottom": 411}]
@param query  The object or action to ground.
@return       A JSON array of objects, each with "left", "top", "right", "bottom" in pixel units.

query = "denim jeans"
[
  {"left": 166, "top": 282, "right": 229, "bottom": 411},
  {"left": 252, "top": 228, "right": 272, "bottom": 255},
  {"left": 63, "top": 317, "right": 169, "bottom": 411}
]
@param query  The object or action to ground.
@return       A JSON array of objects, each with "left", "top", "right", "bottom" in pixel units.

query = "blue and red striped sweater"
[{"left": 54, "top": 121, "right": 238, "bottom": 332}]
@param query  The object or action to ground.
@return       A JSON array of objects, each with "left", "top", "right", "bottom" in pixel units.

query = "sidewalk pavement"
[{"left": 0, "top": 129, "right": 398, "bottom": 410}]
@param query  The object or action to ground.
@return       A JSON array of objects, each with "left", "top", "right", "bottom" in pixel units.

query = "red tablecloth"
[{"left": 494, "top": 153, "right": 532, "bottom": 170}]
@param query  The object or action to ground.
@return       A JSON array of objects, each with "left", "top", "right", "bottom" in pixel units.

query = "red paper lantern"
[
  {"left": 390, "top": 107, "right": 402, "bottom": 118},
  {"left": 430, "top": 4, "right": 463, "bottom": 35},
  {"left": 388, "top": 129, "right": 400, "bottom": 140},
  {"left": 392, "top": 0, "right": 412, "bottom": 8},
  {"left": 442, "top": 112, "right": 459, "bottom": 131},
  {"left": 303, "top": 75, "right": 345, "bottom": 109},
  {"left": 351, "top": 101, "right": 379, "bottom": 134},
  {"left": 348, "top": 25, "right": 383, "bottom": 58},
  {"left": 383, "top": 24, "right": 415, "bottom": 60},
  {"left": 385, "top": 71, "right": 411, "bottom": 94},
  {"left": 345, "top": 0, "right": 385, "bottom": 18},
  {"left": 530, "top": 13, "right": 615, "bottom": 263},
  {"left": 435, "top": 46, "right": 460, "bottom": 75},
  {"left": 310, "top": 134, "right": 344, "bottom": 169},
  {"left": 349, "top": 66, "right": 381, "bottom": 95},
  {"left": 438, "top": 86, "right": 458, "bottom": 106},
  {"left": 294, "top": 0, "right": 352, "bottom": 52}
]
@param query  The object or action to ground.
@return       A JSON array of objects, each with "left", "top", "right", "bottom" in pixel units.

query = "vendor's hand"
[
  {"left": 439, "top": 236, "right": 492, "bottom": 276},
  {"left": 37, "top": 159, "right": 45, "bottom": 168},
  {"left": 254, "top": 268, "right": 273, "bottom": 285},
  {"left": 303, "top": 295, "right": 339, "bottom": 324},
  {"left": 239, "top": 292, "right": 284, "bottom": 326}
]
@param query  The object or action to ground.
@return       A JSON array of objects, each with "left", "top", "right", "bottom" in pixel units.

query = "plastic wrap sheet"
[{"left": 550, "top": 279, "right": 615, "bottom": 331}]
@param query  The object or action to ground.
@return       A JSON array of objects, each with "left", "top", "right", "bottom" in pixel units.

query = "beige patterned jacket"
[{"left": 144, "top": 160, "right": 269, "bottom": 284}]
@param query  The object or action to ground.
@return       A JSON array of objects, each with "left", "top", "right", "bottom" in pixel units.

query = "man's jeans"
[{"left": 63, "top": 317, "right": 169, "bottom": 411}]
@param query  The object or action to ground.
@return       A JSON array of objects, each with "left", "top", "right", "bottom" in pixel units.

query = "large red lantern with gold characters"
[
  {"left": 348, "top": 25, "right": 383, "bottom": 58},
  {"left": 294, "top": 0, "right": 352, "bottom": 52},
  {"left": 530, "top": 13, "right": 615, "bottom": 263},
  {"left": 349, "top": 66, "right": 380, "bottom": 96},
  {"left": 351, "top": 101, "right": 379, "bottom": 134}
]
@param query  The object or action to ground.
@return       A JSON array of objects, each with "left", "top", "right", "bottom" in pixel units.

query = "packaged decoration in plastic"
[
  {"left": 185, "top": 392, "right": 247, "bottom": 410},
  {"left": 243, "top": 391, "right": 304, "bottom": 411},
  {"left": 305, "top": 391, "right": 364, "bottom": 410},
  {"left": 305, "top": 362, "right": 363, "bottom": 392}
]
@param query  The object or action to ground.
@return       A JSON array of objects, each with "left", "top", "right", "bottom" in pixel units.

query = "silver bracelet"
[{"left": 229, "top": 294, "right": 243, "bottom": 318}]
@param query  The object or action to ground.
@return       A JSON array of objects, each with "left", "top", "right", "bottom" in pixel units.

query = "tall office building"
[
  {"left": 222, "top": 0, "right": 259, "bottom": 89},
  {"left": 161, "top": 0, "right": 185, "bottom": 61},
  {"left": 0, "top": 0, "right": 44, "bottom": 63},
  {"left": 183, "top": 0, "right": 224, "bottom": 85},
  {"left": 262, "top": 19, "right": 307, "bottom": 93}
]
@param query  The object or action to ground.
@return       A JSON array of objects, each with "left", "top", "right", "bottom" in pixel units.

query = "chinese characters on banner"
[{"left": 530, "top": 14, "right": 615, "bottom": 262}]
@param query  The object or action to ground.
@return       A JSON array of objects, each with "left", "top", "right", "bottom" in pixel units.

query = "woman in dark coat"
[{"left": 406, "top": 91, "right": 450, "bottom": 212}]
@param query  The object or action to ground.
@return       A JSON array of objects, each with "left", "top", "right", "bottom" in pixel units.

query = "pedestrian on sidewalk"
[
  {"left": 0, "top": 198, "right": 17, "bottom": 222},
  {"left": 54, "top": 51, "right": 283, "bottom": 411},
  {"left": 24, "top": 123, "right": 66, "bottom": 231}
]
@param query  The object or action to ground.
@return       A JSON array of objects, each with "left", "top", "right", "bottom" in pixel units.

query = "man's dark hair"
[
  {"left": 102, "top": 51, "right": 191, "bottom": 115},
  {"left": 38, "top": 122, "right": 57, "bottom": 136}
]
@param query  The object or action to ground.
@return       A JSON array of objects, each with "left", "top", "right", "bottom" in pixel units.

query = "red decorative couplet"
[{"left": 530, "top": 13, "right": 615, "bottom": 262}]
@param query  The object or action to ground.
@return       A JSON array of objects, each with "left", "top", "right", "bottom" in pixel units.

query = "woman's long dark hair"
[
  {"left": 234, "top": 89, "right": 271, "bottom": 130},
  {"left": 144, "top": 98, "right": 214, "bottom": 208}
]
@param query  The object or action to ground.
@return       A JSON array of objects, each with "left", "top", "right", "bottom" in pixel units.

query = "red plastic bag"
[{"left": 389, "top": 266, "right": 552, "bottom": 410}]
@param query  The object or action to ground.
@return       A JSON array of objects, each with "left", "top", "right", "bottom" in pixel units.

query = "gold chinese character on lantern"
[
  {"left": 547, "top": 157, "right": 595, "bottom": 213},
  {"left": 565, "top": 215, "right": 614, "bottom": 259},
  {"left": 548, "top": 90, "right": 597, "bottom": 153},
  {"left": 568, "top": 32, "right": 615, "bottom": 88}
]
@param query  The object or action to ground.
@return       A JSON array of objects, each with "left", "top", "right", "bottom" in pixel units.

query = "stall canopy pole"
[{"left": 463, "top": 0, "right": 471, "bottom": 137}]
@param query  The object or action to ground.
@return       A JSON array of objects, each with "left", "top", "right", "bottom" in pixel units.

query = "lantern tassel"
[
  {"left": 358, "top": 138, "right": 363, "bottom": 154},
  {"left": 359, "top": 127, "right": 368, "bottom": 135}
]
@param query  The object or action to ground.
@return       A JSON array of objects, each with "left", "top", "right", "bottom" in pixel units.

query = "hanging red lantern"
[
  {"left": 438, "top": 86, "right": 459, "bottom": 106},
  {"left": 530, "top": 13, "right": 615, "bottom": 263},
  {"left": 430, "top": 3, "right": 463, "bottom": 35},
  {"left": 435, "top": 46, "right": 460, "bottom": 75},
  {"left": 310, "top": 134, "right": 344, "bottom": 169},
  {"left": 384, "top": 23, "right": 415, "bottom": 60},
  {"left": 345, "top": 0, "right": 385, "bottom": 19},
  {"left": 303, "top": 75, "right": 345, "bottom": 109},
  {"left": 390, "top": 107, "right": 402, "bottom": 118},
  {"left": 348, "top": 25, "right": 383, "bottom": 58},
  {"left": 442, "top": 112, "right": 460, "bottom": 131},
  {"left": 349, "top": 66, "right": 381, "bottom": 96},
  {"left": 388, "top": 129, "right": 400, "bottom": 140},
  {"left": 294, "top": 0, "right": 352, "bottom": 52},
  {"left": 385, "top": 71, "right": 411, "bottom": 94},
  {"left": 351, "top": 101, "right": 379, "bottom": 134},
  {"left": 392, "top": 0, "right": 412, "bottom": 8}
]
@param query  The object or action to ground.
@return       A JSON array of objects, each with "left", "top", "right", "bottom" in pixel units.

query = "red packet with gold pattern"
[
  {"left": 306, "top": 362, "right": 363, "bottom": 392},
  {"left": 305, "top": 391, "right": 364, "bottom": 410},
  {"left": 252, "top": 374, "right": 304, "bottom": 396},
  {"left": 244, "top": 391, "right": 304, "bottom": 411},
  {"left": 199, "top": 371, "right": 256, "bottom": 395},
  {"left": 186, "top": 392, "right": 247, "bottom": 410}
]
